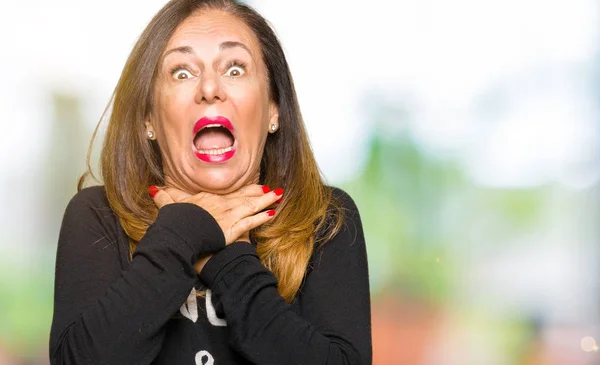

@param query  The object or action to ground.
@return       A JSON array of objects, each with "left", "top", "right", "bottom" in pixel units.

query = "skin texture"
[
  {"left": 147, "top": 9, "right": 282, "bottom": 272},
  {"left": 151, "top": 184, "right": 282, "bottom": 272},
  {"left": 147, "top": 9, "right": 279, "bottom": 196}
]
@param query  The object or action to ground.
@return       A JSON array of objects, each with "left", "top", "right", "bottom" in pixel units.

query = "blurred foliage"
[
  {"left": 343, "top": 126, "right": 550, "bottom": 363},
  {"left": 343, "top": 125, "right": 548, "bottom": 300},
  {"left": 0, "top": 260, "right": 54, "bottom": 357},
  {"left": 0, "top": 92, "right": 90, "bottom": 360},
  {"left": 343, "top": 131, "right": 461, "bottom": 303}
]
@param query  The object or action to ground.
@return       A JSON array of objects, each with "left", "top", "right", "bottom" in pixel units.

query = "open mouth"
[{"left": 193, "top": 116, "right": 237, "bottom": 163}]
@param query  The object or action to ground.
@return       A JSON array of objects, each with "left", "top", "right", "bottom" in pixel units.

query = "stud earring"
[
  {"left": 147, "top": 130, "right": 155, "bottom": 140},
  {"left": 270, "top": 124, "right": 277, "bottom": 132}
]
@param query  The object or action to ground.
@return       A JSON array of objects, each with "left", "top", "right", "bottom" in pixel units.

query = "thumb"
[
  {"left": 149, "top": 186, "right": 174, "bottom": 209},
  {"left": 162, "top": 187, "right": 192, "bottom": 202}
]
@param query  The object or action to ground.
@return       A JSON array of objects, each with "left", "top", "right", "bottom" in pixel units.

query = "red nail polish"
[
  {"left": 267, "top": 209, "right": 276, "bottom": 217},
  {"left": 276, "top": 198, "right": 282, "bottom": 204},
  {"left": 274, "top": 188, "right": 284, "bottom": 196},
  {"left": 262, "top": 185, "right": 271, "bottom": 193},
  {"left": 148, "top": 186, "right": 159, "bottom": 198}
]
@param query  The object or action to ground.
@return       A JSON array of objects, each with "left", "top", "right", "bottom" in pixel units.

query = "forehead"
[{"left": 166, "top": 9, "right": 261, "bottom": 57}]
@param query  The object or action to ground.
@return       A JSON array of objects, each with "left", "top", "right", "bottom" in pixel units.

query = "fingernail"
[
  {"left": 276, "top": 198, "right": 282, "bottom": 204},
  {"left": 267, "top": 209, "right": 276, "bottom": 217},
  {"left": 274, "top": 188, "right": 284, "bottom": 196},
  {"left": 262, "top": 185, "right": 271, "bottom": 193},
  {"left": 148, "top": 186, "right": 159, "bottom": 198}
]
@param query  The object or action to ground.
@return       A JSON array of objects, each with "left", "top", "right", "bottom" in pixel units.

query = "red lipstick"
[
  {"left": 193, "top": 116, "right": 234, "bottom": 135},
  {"left": 193, "top": 116, "right": 236, "bottom": 164}
]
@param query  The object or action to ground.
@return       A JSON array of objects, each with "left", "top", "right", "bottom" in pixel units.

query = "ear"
[
  {"left": 145, "top": 121, "right": 157, "bottom": 140},
  {"left": 267, "top": 102, "right": 280, "bottom": 134}
]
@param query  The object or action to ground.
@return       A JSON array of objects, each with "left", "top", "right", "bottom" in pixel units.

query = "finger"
[
  {"left": 151, "top": 187, "right": 175, "bottom": 209},
  {"left": 228, "top": 209, "right": 276, "bottom": 244},
  {"left": 225, "top": 195, "right": 265, "bottom": 215},
  {"left": 163, "top": 187, "right": 193, "bottom": 202},
  {"left": 231, "top": 188, "right": 283, "bottom": 217},
  {"left": 228, "top": 184, "right": 272, "bottom": 198}
]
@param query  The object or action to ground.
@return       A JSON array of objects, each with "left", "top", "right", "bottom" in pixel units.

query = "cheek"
[
  {"left": 226, "top": 84, "right": 271, "bottom": 143},
  {"left": 156, "top": 87, "right": 194, "bottom": 143}
]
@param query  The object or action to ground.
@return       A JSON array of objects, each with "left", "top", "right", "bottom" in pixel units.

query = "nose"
[{"left": 195, "top": 72, "right": 226, "bottom": 104}]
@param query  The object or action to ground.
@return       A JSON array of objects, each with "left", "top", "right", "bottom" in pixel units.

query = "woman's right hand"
[{"left": 150, "top": 184, "right": 283, "bottom": 245}]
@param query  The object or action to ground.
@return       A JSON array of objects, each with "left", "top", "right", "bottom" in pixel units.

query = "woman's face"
[{"left": 150, "top": 9, "right": 278, "bottom": 194}]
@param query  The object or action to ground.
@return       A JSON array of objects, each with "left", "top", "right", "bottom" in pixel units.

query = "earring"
[
  {"left": 147, "top": 130, "right": 155, "bottom": 140},
  {"left": 270, "top": 124, "right": 278, "bottom": 132}
]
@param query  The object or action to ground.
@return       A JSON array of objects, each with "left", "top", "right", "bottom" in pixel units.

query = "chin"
[{"left": 190, "top": 169, "right": 249, "bottom": 194}]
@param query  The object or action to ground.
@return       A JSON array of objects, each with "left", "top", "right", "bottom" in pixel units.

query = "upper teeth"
[{"left": 203, "top": 124, "right": 226, "bottom": 130}]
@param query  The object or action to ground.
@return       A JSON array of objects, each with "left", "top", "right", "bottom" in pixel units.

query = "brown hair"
[{"left": 80, "top": 0, "right": 343, "bottom": 302}]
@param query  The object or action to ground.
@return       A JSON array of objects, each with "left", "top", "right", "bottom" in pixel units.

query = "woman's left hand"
[{"left": 151, "top": 185, "right": 279, "bottom": 273}]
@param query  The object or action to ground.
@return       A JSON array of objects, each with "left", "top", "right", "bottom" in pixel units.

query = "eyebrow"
[
  {"left": 219, "top": 41, "right": 252, "bottom": 55},
  {"left": 161, "top": 41, "right": 253, "bottom": 62},
  {"left": 162, "top": 45, "right": 195, "bottom": 60}
]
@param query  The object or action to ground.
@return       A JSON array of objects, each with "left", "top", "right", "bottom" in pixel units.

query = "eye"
[
  {"left": 224, "top": 62, "right": 246, "bottom": 77},
  {"left": 171, "top": 68, "right": 193, "bottom": 80}
]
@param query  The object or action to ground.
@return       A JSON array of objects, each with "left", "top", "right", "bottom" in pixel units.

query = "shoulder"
[
  {"left": 327, "top": 186, "right": 362, "bottom": 230},
  {"left": 59, "top": 185, "right": 127, "bottom": 258},
  {"left": 329, "top": 186, "right": 360, "bottom": 214},
  {"left": 68, "top": 185, "right": 109, "bottom": 207},
  {"left": 308, "top": 186, "right": 367, "bottom": 271},
  {"left": 63, "top": 185, "right": 116, "bottom": 227},
  {"left": 319, "top": 186, "right": 364, "bottom": 247},
  {"left": 57, "top": 187, "right": 131, "bottom": 276}
]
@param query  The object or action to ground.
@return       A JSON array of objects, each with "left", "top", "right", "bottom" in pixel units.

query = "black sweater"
[{"left": 49, "top": 186, "right": 372, "bottom": 365}]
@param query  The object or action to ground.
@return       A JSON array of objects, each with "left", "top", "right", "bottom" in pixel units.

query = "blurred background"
[{"left": 1, "top": 0, "right": 599, "bottom": 364}]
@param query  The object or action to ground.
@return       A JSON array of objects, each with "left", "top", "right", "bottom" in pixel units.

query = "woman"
[{"left": 49, "top": 0, "right": 371, "bottom": 364}]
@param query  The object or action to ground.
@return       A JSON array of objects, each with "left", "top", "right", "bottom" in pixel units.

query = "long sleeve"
[
  {"left": 199, "top": 188, "right": 372, "bottom": 365},
  {"left": 49, "top": 187, "right": 226, "bottom": 365}
]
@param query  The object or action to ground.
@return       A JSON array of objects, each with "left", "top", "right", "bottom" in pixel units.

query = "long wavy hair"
[{"left": 79, "top": 0, "right": 343, "bottom": 303}]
